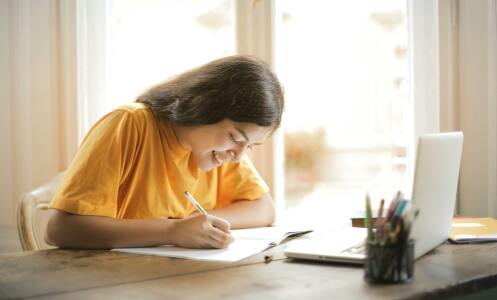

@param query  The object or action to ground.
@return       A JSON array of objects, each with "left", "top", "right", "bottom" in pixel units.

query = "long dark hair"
[{"left": 136, "top": 55, "right": 284, "bottom": 129}]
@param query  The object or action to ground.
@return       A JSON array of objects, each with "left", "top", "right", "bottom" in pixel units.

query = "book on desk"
[
  {"left": 351, "top": 212, "right": 497, "bottom": 244},
  {"left": 449, "top": 217, "right": 497, "bottom": 243},
  {"left": 112, "top": 226, "right": 313, "bottom": 262}
]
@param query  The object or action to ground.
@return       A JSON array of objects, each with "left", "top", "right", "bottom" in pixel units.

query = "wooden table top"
[{"left": 1, "top": 242, "right": 497, "bottom": 300}]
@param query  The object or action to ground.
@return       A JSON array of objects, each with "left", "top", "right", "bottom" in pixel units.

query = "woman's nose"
[{"left": 229, "top": 145, "right": 248, "bottom": 162}]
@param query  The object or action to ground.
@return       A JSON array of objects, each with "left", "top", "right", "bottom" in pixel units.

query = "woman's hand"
[{"left": 169, "top": 214, "right": 234, "bottom": 249}]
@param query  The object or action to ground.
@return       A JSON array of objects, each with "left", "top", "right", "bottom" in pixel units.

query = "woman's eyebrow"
[
  {"left": 235, "top": 128, "right": 263, "bottom": 146},
  {"left": 235, "top": 127, "right": 250, "bottom": 143}
]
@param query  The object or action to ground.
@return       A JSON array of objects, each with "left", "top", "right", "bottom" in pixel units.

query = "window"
[
  {"left": 83, "top": 0, "right": 236, "bottom": 124},
  {"left": 78, "top": 1, "right": 439, "bottom": 225},
  {"left": 275, "top": 1, "right": 410, "bottom": 225}
]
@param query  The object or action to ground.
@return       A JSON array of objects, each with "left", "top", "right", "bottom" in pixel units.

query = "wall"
[{"left": 457, "top": 0, "right": 497, "bottom": 217}]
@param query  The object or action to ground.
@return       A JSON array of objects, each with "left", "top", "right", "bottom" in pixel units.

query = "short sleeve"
[
  {"left": 216, "top": 156, "right": 270, "bottom": 208},
  {"left": 50, "top": 110, "right": 140, "bottom": 217}
]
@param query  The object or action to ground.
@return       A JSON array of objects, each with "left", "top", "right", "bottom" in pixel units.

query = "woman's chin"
[
  {"left": 195, "top": 153, "right": 221, "bottom": 172},
  {"left": 198, "top": 161, "right": 217, "bottom": 172}
]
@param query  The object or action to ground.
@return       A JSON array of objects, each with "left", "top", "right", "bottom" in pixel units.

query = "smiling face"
[{"left": 172, "top": 119, "right": 272, "bottom": 171}]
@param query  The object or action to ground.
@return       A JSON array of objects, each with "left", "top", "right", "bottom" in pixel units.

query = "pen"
[
  {"left": 405, "top": 209, "right": 420, "bottom": 239},
  {"left": 365, "top": 193, "right": 373, "bottom": 242},
  {"left": 375, "top": 198, "right": 385, "bottom": 227},
  {"left": 375, "top": 198, "right": 385, "bottom": 241},
  {"left": 391, "top": 199, "right": 408, "bottom": 229},
  {"left": 383, "top": 222, "right": 391, "bottom": 243},
  {"left": 394, "top": 199, "right": 408, "bottom": 217},
  {"left": 391, "top": 219, "right": 402, "bottom": 243},
  {"left": 385, "top": 191, "right": 402, "bottom": 222},
  {"left": 184, "top": 191, "right": 207, "bottom": 215}
]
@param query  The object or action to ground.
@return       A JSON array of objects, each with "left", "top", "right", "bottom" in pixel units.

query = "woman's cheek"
[{"left": 214, "top": 139, "right": 232, "bottom": 151}]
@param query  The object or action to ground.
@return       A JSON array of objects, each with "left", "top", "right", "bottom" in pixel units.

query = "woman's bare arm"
[
  {"left": 45, "top": 209, "right": 233, "bottom": 249},
  {"left": 45, "top": 193, "right": 274, "bottom": 249},
  {"left": 206, "top": 192, "right": 276, "bottom": 229}
]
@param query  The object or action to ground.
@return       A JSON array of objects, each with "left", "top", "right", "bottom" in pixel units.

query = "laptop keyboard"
[{"left": 341, "top": 241, "right": 366, "bottom": 255}]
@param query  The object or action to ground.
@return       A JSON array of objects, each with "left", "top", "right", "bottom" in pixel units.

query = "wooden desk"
[{"left": 1, "top": 242, "right": 497, "bottom": 299}]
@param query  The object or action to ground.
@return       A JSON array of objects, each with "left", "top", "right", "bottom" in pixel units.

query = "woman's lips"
[{"left": 212, "top": 150, "right": 222, "bottom": 165}]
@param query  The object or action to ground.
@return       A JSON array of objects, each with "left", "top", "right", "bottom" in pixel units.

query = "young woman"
[{"left": 45, "top": 55, "right": 284, "bottom": 250}]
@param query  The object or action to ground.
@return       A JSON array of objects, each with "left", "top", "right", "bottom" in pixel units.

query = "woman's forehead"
[
  {"left": 216, "top": 119, "right": 272, "bottom": 143},
  {"left": 221, "top": 120, "right": 272, "bottom": 143}
]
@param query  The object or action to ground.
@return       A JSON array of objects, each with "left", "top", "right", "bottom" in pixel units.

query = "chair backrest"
[{"left": 17, "top": 172, "right": 65, "bottom": 251}]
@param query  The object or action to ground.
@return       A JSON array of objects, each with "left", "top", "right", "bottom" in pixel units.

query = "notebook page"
[
  {"left": 231, "top": 226, "right": 313, "bottom": 244},
  {"left": 112, "top": 238, "right": 270, "bottom": 262}
]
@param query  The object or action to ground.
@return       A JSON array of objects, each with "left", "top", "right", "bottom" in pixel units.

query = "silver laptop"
[{"left": 284, "top": 132, "right": 464, "bottom": 264}]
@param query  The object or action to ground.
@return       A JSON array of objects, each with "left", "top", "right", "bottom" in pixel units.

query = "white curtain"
[{"left": 0, "top": 0, "right": 78, "bottom": 227}]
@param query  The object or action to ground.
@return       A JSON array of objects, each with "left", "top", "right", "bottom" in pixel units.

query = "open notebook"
[
  {"left": 449, "top": 217, "right": 497, "bottom": 244},
  {"left": 112, "top": 226, "right": 313, "bottom": 262}
]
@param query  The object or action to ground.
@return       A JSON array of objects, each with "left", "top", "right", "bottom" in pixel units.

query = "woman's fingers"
[
  {"left": 210, "top": 215, "right": 231, "bottom": 233},
  {"left": 172, "top": 214, "right": 234, "bottom": 248},
  {"left": 206, "top": 215, "right": 233, "bottom": 248},
  {"left": 207, "top": 227, "right": 234, "bottom": 248}
]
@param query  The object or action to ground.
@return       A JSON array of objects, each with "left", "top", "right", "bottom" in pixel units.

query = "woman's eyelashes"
[
  {"left": 230, "top": 133, "right": 244, "bottom": 145},
  {"left": 229, "top": 133, "right": 256, "bottom": 152}
]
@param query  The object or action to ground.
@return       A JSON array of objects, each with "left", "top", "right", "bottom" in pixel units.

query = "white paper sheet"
[
  {"left": 231, "top": 226, "right": 311, "bottom": 241},
  {"left": 111, "top": 226, "right": 312, "bottom": 262},
  {"left": 112, "top": 238, "right": 271, "bottom": 262}
]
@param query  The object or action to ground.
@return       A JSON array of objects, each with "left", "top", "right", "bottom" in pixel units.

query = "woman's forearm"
[
  {"left": 208, "top": 193, "right": 275, "bottom": 229},
  {"left": 45, "top": 209, "right": 175, "bottom": 249},
  {"left": 45, "top": 193, "right": 275, "bottom": 249}
]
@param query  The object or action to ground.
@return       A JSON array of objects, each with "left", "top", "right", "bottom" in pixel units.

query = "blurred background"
[
  {"left": 1, "top": 0, "right": 496, "bottom": 251},
  {"left": 94, "top": 0, "right": 410, "bottom": 224}
]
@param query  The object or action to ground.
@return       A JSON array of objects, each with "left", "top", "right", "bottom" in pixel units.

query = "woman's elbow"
[
  {"left": 264, "top": 209, "right": 275, "bottom": 227},
  {"left": 44, "top": 209, "right": 69, "bottom": 247},
  {"left": 260, "top": 194, "right": 276, "bottom": 226},
  {"left": 44, "top": 229, "right": 57, "bottom": 247}
]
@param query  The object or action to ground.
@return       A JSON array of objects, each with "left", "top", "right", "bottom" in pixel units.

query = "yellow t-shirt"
[{"left": 50, "top": 103, "right": 269, "bottom": 219}]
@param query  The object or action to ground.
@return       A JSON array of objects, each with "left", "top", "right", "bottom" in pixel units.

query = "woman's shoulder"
[
  {"left": 114, "top": 102, "right": 150, "bottom": 116},
  {"left": 109, "top": 102, "right": 156, "bottom": 127}
]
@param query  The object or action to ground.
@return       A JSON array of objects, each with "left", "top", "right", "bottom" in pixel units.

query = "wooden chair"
[{"left": 16, "top": 172, "right": 65, "bottom": 251}]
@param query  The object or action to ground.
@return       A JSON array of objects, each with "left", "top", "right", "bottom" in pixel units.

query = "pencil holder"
[{"left": 364, "top": 239, "right": 414, "bottom": 284}]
